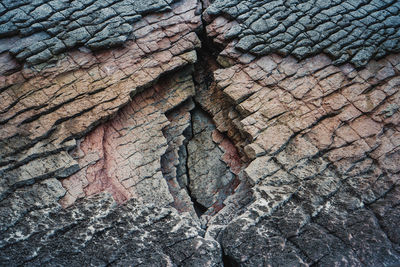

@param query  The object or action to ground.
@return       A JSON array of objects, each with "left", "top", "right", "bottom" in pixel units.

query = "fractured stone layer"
[
  {"left": 203, "top": 7, "right": 400, "bottom": 264},
  {"left": 205, "top": 0, "right": 400, "bottom": 67},
  {"left": 0, "top": 0, "right": 201, "bottom": 204},
  {"left": 1, "top": 192, "right": 222, "bottom": 266},
  {"left": 213, "top": 52, "right": 400, "bottom": 266},
  {"left": 1, "top": 0, "right": 400, "bottom": 266},
  {"left": 0, "top": 0, "right": 180, "bottom": 65},
  {"left": 61, "top": 67, "right": 196, "bottom": 208},
  {"left": 188, "top": 108, "right": 241, "bottom": 214}
]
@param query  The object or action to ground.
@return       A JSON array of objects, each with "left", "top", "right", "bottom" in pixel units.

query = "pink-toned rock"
[
  {"left": 60, "top": 69, "right": 195, "bottom": 207},
  {"left": 0, "top": 0, "right": 201, "bottom": 147},
  {"left": 350, "top": 116, "right": 381, "bottom": 138}
]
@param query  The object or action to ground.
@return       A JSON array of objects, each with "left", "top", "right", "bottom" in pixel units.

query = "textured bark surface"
[{"left": 1, "top": 0, "right": 400, "bottom": 266}]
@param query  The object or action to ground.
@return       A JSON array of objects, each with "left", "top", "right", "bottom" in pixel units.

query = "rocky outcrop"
[
  {"left": 1, "top": 0, "right": 400, "bottom": 266},
  {"left": 207, "top": 51, "right": 400, "bottom": 266},
  {"left": 0, "top": 0, "right": 200, "bottom": 207},
  {"left": 205, "top": 0, "right": 400, "bottom": 67},
  {"left": 60, "top": 67, "right": 196, "bottom": 208},
  {"left": 203, "top": 2, "right": 400, "bottom": 265},
  {"left": 0, "top": 0, "right": 182, "bottom": 65},
  {"left": 1, "top": 192, "right": 222, "bottom": 266}
]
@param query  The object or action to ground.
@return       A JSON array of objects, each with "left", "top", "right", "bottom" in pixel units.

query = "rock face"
[
  {"left": 1, "top": 192, "right": 222, "bottom": 266},
  {"left": 203, "top": 2, "right": 400, "bottom": 265},
  {"left": 60, "top": 68, "right": 196, "bottom": 208},
  {"left": 1, "top": 0, "right": 400, "bottom": 266},
  {"left": 0, "top": 0, "right": 180, "bottom": 65},
  {"left": 205, "top": 0, "right": 400, "bottom": 67},
  {"left": 209, "top": 52, "right": 400, "bottom": 266},
  {"left": 188, "top": 108, "right": 241, "bottom": 213}
]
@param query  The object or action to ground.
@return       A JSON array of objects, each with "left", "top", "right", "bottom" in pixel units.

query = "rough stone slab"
[
  {"left": 1, "top": 0, "right": 400, "bottom": 265},
  {"left": 0, "top": 191, "right": 222, "bottom": 266},
  {"left": 205, "top": 0, "right": 400, "bottom": 67},
  {"left": 60, "top": 67, "right": 195, "bottom": 208},
  {"left": 206, "top": 50, "right": 400, "bottom": 266}
]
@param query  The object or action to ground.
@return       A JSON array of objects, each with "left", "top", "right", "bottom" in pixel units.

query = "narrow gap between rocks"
[
  {"left": 185, "top": 106, "right": 208, "bottom": 218},
  {"left": 161, "top": 99, "right": 243, "bottom": 220},
  {"left": 159, "top": 3, "right": 246, "bottom": 222},
  {"left": 222, "top": 249, "right": 240, "bottom": 267}
]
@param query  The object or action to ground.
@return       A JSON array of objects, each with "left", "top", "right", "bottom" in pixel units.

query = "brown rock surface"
[
  {"left": 0, "top": 0, "right": 201, "bottom": 201},
  {"left": 202, "top": 6, "right": 400, "bottom": 265},
  {"left": 60, "top": 68, "right": 196, "bottom": 208},
  {"left": 1, "top": 0, "right": 400, "bottom": 266}
]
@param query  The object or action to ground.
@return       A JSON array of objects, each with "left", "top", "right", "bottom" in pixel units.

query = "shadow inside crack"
[{"left": 161, "top": 99, "right": 243, "bottom": 219}]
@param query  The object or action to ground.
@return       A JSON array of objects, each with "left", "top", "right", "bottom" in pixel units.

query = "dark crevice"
[
  {"left": 160, "top": 94, "right": 244, "bottom": 220},
  {"left": 189, "top": 104, "right": 243, "bottom": 214},
  {"left": 188, "top": 187, "right": 209, "bottom": 218},
  {"left": 3, "top": 1, "right": 400, "bottom": 266},
  {"left": 156, "top": 0, "right": 249, "bottom": 221},
  {"left": 192, "top": 42, "right": 251, "bottom": 163},
  {"left": 184, "top": 108, "right": 207, "bottom": 218},
  {"left": 222, "top": 248, "right": 240, "bottom": 267},
  {"left": 196, "top": 0, "right": 225, "bottom": 57}
]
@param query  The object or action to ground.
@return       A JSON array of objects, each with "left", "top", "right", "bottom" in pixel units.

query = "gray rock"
[
  {"left": 0, "top": 191, "right": 222, "bottom": 266},
  {"left": 0, "top": 0, "right": 181, "bottom": 65},
  {"left": 187, "top": 109, "right": 236, "bottom": 209},
  {"left": 206, "top": 0, "right": 400, "bottom": 67}
]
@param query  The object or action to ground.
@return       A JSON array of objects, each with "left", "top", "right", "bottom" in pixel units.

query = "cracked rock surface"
[
  {"left": 205, "top": 0, "right": 400, "bottom": 67},
  {"left": 0, "top": 0, "right": 180, "bottom": 65},
  {"left": 1, "top": 191, "right": 221, "bottom": 266},
  {"left": 187, "top": 108, "right": 241, "bottom": 215},
  {"left": 1, "top": 0, "right": 400, "bottom": 266},
  {"left": 203, "top": 2, "right": 400, "bottom": 265}
]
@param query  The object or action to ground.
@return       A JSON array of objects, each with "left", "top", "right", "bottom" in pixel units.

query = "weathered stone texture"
[
  {"left": 205, "top": 0, "right": 400, "bottom": 67},
  {"left": 188, "top": 108, "right": 241, "bottom": 214},
  {"left": 0, "top": 0, "right": 201, "bottom": 206},
  {"left": 61, "top": 68, "right": 196, "bottom": 208},
  {"left": 1, "top": 0, "right": 400, "bottom": 266},
  {"left": 161, "top": 98, "right": 197, "bottom": 216},
  {"left": 203, "top": 6, "right": 400, "bottom": 263},
  {"left": 0, "top": 0, "right": 181, "bottom": 65},
  {"left": 1, "top": 192, "right": 222, "bottom": 266},
  {"left": 0, "top": 0, "right": 220, "bottom": 265}
]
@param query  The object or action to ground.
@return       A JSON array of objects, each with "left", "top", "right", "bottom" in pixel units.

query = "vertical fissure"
[
  {"left": 160, "top": 97, "right": 244, "bottom": 220},
  {"left": 222, "top": 248, "right": 240, "bottom": 267}
]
